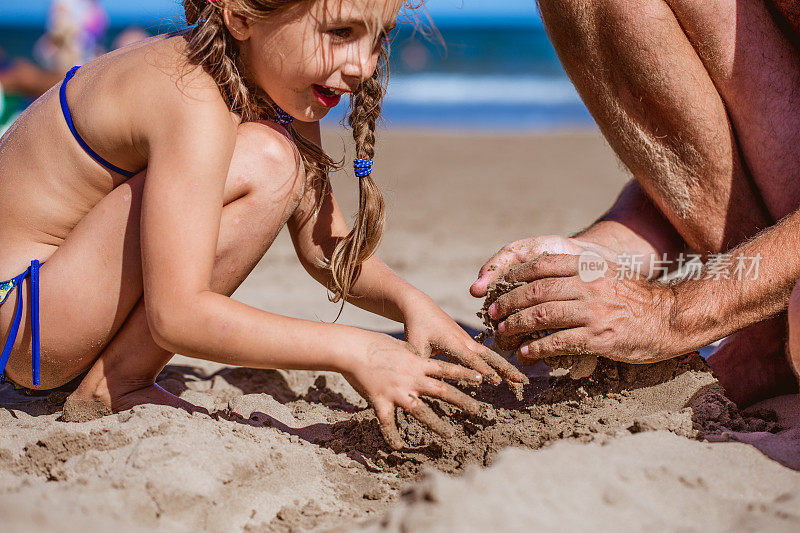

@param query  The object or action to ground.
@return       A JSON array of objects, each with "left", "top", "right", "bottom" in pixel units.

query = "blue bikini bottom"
[{"left": 0, "top": 260, "right": 41, "bottom": 387}]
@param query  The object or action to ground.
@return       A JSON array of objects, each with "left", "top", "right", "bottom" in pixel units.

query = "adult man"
[{"left": 471, "top": 0, "right": 800, "bottom": 406}]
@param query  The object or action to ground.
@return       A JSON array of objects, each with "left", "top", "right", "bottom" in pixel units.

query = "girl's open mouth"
[{"left": 312, "top": 84, "right": 343, "bottom": 108}]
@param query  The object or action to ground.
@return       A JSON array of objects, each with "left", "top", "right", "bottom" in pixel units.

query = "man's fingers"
[
  {"left": 517, "top": 327, "right": 593, "bottom": 365},
  {"left": 492, "top": 332, "right": 528, "bottom": 353},
  {"left": 471, "top": 246, "right": 527, "bottom": 297},
  {"left": 375, "top": 403, "right": 405, "bottom": 450},
  {"left": 407, "top": 399, "right": 455, "bottom": 438},
  {"left": 490, "top": 277, "right": 581, "bottom": 319},
  {"left": 425, "top": 358, "right": 484, "bottom": 384},
  {"left": 421, "top": 378, "right": 481, "bottom": 415},
  {"left": 505, "top": 253, "right": 580, "bottom": 283},
  {"left": 499, "top": 301, "right": 586, "bottom": 336}
]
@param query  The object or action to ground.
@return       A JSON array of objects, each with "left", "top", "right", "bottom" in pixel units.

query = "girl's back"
[{"left": 0, "top": 34, "right": 226, "bottom": 278}]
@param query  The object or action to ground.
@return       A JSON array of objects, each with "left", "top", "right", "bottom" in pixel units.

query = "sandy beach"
[{"left": 1, "top": 128, "right": 799, "bottom": 532}]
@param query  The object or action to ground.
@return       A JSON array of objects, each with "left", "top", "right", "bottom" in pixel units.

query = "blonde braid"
[{"left": 327, "top": 47, "right": 388, "bottom": 302}]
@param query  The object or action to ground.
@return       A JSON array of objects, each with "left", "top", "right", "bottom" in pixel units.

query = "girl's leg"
[
  {"left": 2, "top": 122, "right": 304, "bottom": 399},
  {"left": 787, "top": 279, "right": 800, "bottom": 380}
]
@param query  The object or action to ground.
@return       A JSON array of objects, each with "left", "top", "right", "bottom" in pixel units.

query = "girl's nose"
[{"left": 342, "top": 43, "right": 378, "bottom": 83}]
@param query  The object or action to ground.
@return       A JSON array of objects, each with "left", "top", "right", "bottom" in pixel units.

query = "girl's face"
[{"left": 228, "top": 0, "right": 401, "bottom": 122}]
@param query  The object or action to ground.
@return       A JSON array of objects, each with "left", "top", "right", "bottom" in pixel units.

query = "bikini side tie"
[{"left": 0, "top": 260, "right": 41, "bottom": 387}]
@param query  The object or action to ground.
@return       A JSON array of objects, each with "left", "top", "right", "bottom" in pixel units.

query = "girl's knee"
[
  {"left": 223, "top": 122, "right": 306, "bottom": 231},
  {"left": 231, "top": 122, "right": 304, "bottom": 195}
]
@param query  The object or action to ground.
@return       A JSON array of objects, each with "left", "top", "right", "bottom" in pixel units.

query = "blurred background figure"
[
  {"left": 0, "top": 0, "right": 153, "bottom": 134},
  {"left": 34, "top": 0, "right": 109, "bottom": 72},
  {"left": 111, "top": 25, "right": 150, "bottom": 49}
]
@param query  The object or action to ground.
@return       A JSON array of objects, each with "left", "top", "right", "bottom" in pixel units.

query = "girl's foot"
[{"left": 62, "top": 382, "right": 205, "bottom": 422}]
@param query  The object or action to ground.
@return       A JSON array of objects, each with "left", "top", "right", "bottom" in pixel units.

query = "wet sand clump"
[{"left": 477, "top": 278, "right": 599, "bottom": 378}]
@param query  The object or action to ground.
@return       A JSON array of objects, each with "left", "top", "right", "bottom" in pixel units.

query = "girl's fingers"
[
  {"left": 476, "top": 346, "right": 530, "bottom": 385},
  {"left": 421, "top": 378, "right": 481, "bottom": 414},
  {"left": 409, "top": 338, "right": 433, "bottom": 358},
  {"left": 499, "top": 301, "right": 586, "bottom": 337},
  {"left": 406, "top": 399, "right": 455, "bottom": 438},
  {"left": 516, "top": 327, "right": 593, "bottom": 365},
  {"left": 374, "top": 402, "right": 405, "bottom": 450},
  {"left": 425, "top": 358, "right": 483, "bottom": 384},
  {"left": 435, "top": 347, "right": 499, "bottom": 384}
]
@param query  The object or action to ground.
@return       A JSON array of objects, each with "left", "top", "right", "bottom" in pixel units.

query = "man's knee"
[
  {"left": 788, "top": 279, "right": 800, "bottom": 375},
  {"left": 538, "top": 0, "right": 670, "bottom": 27}
]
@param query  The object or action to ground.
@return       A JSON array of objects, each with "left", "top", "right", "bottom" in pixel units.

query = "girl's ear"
[{"left": 222, "top": 9, "right": 252, "bottom": 41}]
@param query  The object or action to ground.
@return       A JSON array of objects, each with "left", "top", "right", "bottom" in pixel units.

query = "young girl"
[{"left": 0, "top": 0, "right": 526, "bottom": 448}]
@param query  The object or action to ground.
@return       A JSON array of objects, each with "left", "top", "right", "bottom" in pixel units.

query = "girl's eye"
[{"left": 328, "top": 27, "right": 353, "bottom": 39}]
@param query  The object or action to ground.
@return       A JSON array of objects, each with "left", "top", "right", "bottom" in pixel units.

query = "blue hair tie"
[
  {"left": 354, "top": 158, "right": 373, "bottom": 178},
  {"left": 273, "top": 105, "right": 294, "bottom": 126}
]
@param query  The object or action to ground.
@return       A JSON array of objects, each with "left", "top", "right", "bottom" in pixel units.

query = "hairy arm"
[{"left": 669, "top": 207, "right": 800, "bottom": 351}]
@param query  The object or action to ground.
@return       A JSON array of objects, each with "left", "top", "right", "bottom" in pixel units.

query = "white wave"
[{"left": 385, "top": 74, "right": 581, "bottom": 105}]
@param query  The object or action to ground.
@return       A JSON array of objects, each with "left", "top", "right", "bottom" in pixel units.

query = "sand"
[
  {"left": 356, "top": 432, "right": 800, "bottom": 533},
  {"left": 1, "top": 129, "right": 799, "bottom": 532}
]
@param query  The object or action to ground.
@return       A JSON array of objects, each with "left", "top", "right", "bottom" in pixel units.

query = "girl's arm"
[
  {"left": 137, "top": 81, "right": 480, "bottom": 448},
  {"left": 288, "top": 121, "right": 414, "bottom": 320},
  {"left": 288, "top": 122, "right": 527, "bottom": 386}
]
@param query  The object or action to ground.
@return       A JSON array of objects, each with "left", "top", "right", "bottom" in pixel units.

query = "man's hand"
[
  {"left": 470, "top": 235, "right": 618, "bottom": 298},
  {"left": 487, "top": 253, "right": 684, "bottom": 364}
]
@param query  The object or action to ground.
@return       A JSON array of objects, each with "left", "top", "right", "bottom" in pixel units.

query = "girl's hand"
[
  {"left": 403, "top": 296, "right": 529, "bottom": 387},
  {"left": 343, "top": 333, "right": 484, "bottom": 450}
]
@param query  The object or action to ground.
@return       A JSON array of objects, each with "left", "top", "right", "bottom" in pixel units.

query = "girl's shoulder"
[
  {"left": 132, "top": 34, "right": 234, "bottom": 120},
  {"left": 84, "top": 32, "right": 239, "bottom": 148},
  {"left": 75, "top": 33, "right": 233, "bottom": 126}
]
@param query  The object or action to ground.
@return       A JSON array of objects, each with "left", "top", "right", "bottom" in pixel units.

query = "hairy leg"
[
  {"left": 662, "top": 0, "right": 800, "bottom": 404},
  {"left": 537, "top": 0, "right": 772, "bottom": 254},
  {"left": 665, "top": 0, "right": 800, "bottom": 221},
  {"left": 3, "top": 122, "right": 303, "bottom": 404}
]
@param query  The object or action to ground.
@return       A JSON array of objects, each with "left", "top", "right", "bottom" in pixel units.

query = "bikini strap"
[
  {"left": 0, "top": 260, "right": 42, "bottom": 387},
  {"left": 60, "top": 66, "right": 137, "bottom": 178}
]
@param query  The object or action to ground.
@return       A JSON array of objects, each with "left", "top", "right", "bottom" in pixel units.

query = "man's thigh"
[{"left": 666, "top": 0, "right": 800, "bottom": 221}]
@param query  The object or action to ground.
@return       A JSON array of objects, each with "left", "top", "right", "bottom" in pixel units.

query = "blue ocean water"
[{"left": 0, "top": 20, "right": 593, "bottom": 131}]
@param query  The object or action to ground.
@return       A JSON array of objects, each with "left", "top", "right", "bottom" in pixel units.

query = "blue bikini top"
[{"left": 60, "top": 66, "right": 137, "bottom": 178}]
